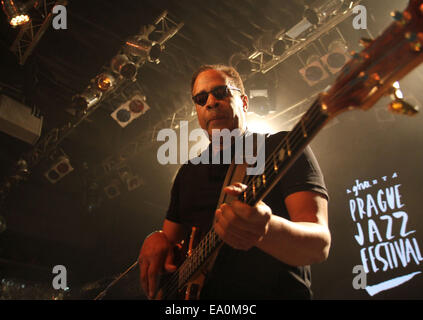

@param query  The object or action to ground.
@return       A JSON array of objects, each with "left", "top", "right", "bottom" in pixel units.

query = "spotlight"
[
  {"left": 104, "top": 180, "right": 121, "bottom": 199},
  {"left": 72, "top": 86, "right": 102, "bottom": 114},
  {"left": 321, "top": 40, "right": 350, "bottom": 74},
  {"left": 124, "top": 36, "right": 162, "bottom": 64},
  {"left": 9, "top": 158, "right": 30, "bottom": 183},
  {"left": 115, "top": 164, "right": 143, "bottom": 192},
  {"left": 229, "top": 53, "right": 252, "bottom": 77},
  {"left": 125, "top": 36, "right": 151, "bottom": 59},
  {"left": 110, "top": 94, "right": 150, "bottom": 128},
  {"left": 299, "top": 55, "right": 329, "bottom": 86},
  {"left": 44, "top": 156, "right": 74, "bottom": 184},
  {"left": 126, "top": 175, "right": 143, "bottom": 191},
  {"left": 116, "top": 164, "right": 131, "bottom": 183},
  {"left": 304, "top": 8, "right": 319, "bottom": 25},
  {"left": 237, "top": 59, "right": 253, "bottom": 75},
  {"left": 271, "top": 39, "right": 288, "bottom": 56},
  {"left": 248, "top": 89, "right": 274, "bottom": 117},
  {"left": 111, "top": 54, "right": 138, "bottom": 79},
  {"left": 95, "top": 73, "right": 116, "bottom": 92},
  {"left": 148, "top": 43, "right": 162, "bottom": 63},
  {"left": 1, "top": 0, "right": 30, "bottom": 27}
]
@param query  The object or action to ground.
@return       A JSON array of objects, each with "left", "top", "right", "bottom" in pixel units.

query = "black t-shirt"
[{"left": 165, "top": 131, "right": 328, "bottom": 299}]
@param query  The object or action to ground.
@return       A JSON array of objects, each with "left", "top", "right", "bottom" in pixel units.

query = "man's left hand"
[{"left": 214, "top": 183, "right": 272, "bottom": 250}]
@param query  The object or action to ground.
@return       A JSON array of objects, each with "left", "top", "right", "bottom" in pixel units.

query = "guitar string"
[{"left": 160, "top": 98, "right": 326, "bottom": 298}]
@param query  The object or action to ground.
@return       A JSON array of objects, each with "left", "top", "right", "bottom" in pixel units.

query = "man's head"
[{"left": 191, "top": 64, "right": 248, "bottom": 139}]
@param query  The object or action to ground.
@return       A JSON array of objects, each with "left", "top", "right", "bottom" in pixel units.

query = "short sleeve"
[
  {"left": 279, "top": 145, "right": 329, "bottom": 201},
  {"left": 266, "top": 132, "right": 329, "bottom": 202}
]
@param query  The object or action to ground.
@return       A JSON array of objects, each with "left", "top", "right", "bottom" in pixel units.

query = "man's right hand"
[{"left": 138, "top": 231, "right": 177, "bottom": 299}]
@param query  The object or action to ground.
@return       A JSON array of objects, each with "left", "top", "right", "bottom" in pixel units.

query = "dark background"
[{"left": 0, "top": 0, "right": 422, "bottom": 299}]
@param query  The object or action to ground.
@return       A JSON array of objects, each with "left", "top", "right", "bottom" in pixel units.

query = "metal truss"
[
  {"left": 0, "top": 9, "right": 184, "bottom": 204},
  {"left": 10, "top": 0, "right": 68, "bottom": 65},
  {"left": 243, "top": 0, "right": 363, "bottom": 77}
]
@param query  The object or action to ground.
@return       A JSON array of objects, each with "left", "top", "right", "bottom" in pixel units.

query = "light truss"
[
  {"left": 241, "top": 0, "right": 363, "bottom": 78},
  {"left": 10, "top": 0, "right": 68, "bottom": 65}
]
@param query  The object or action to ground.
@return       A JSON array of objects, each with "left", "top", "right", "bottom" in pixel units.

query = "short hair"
[{"left": 190, "top": 64, "right": 245, "bottom": 96}]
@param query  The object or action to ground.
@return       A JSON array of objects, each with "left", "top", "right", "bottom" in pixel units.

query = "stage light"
[
  {"left": 1, "top": 0, "right": 30, "bottom": 27},
  {"left": 286, "top": 16, "right": 313, "bottom": 39},
  {"left": 229, "top": 53, "right": 253, "bottom": 77},
  {"left": 248, "top": 89, "right": 275, "bottom": 117},
  {"left": 111, "top": 94, "right": 150, "bottom": 128},
  {"left": 9, "top": 158, "right": 30, "bottom": 183},
  {"left": 125, "top": 36, "right": 151, "bottom": 58},
  {"left": 304, "top": 8, "right": 319, "bottom": 25},
  {"left": 72, "top": 86, "right": 102, "bottom": 114},
  {"left": 124, "top": 36, "right": 162, "bottom": 64},
  {"left": 321, "top": 40, "right": 350, "bottom": 74},
  {"left": 104, "top": 180, "right": 120, "bottom": 199},
  {"left": 148, "top": 43, "right": 162, "bottom": 63},
  {"left": 111, "top": 54, "right": 137, "bottom": 80},
  {"left": 272, "top": 39, "right": 288, "bottom": 56},
  {"left": 299, "top": 54, "right": 329, "bottom": 86},
  {"left": 44, "top": 156, "right": 74, "bottom": 184},
  {"left": 115, "top": 164, "right": 144, "bottom": 192},
  {"left": 95, "top": 73, "right": 116, "bottom": 92},
  {"left": 126, "top": 175, "right": 143, "bottom": 191}
]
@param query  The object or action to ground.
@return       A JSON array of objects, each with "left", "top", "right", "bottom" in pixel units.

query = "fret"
[
  {"left": 300, "top": 117, "right": 308, "bottom": 138},
  {"left": 285, "top": 137, "right": 292, "bottom": 157},
  {"left": 256, "top": 175, "right": 261, "bottom": 188},
  {"left": 262, "top": 174, "right": 266, "bottom": 185}
]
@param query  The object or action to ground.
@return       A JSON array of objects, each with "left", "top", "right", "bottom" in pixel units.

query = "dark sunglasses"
[{"left": 192, "top": 85, "right": 241, "bottom": 106}]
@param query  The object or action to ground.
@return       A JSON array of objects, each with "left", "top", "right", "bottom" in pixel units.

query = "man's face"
[{"left": 192, "top": 69, "right": 248, "bottom": 139}]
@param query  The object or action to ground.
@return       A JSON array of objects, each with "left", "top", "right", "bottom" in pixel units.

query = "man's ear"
[{"left": 242, "top": 94, "right": 248, "bottom": 112}]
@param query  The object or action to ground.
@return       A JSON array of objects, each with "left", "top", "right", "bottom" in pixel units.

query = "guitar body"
[
  {"left": 183, "top": 162, "right": 248, "bottom": 300},
  {"left": 154, "top": 162, "right": 248, "bottom": 300}
]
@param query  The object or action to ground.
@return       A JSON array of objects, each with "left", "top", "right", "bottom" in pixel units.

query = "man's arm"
[
  {"left": 139, "top": 219, "right": 187, "bottom": 299},
  {"left": 214, "top": 184, "right": 331, "bottom": 266},
  {"left": 256, "top": 190, "right": 330, "bottom": 266}
]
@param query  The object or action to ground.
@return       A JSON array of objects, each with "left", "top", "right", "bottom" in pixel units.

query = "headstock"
[{"left": 321, "top": 0, "right": 423, "bottom": 117}]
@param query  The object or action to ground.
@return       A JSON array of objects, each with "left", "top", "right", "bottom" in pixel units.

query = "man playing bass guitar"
[{"left": 138, "top": 64, "right": 331, "bottom": 300}]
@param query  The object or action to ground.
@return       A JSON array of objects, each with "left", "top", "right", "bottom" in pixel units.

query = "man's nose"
[{"left": 205, "top": 93, "right": 219, "bottom": 110}]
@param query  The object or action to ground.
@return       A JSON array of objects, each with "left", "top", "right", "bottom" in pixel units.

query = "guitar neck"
[
  {"left": 242, "top": 97, "right": 330, "bottom": 206},
  {"left": 168, "top": 97, "right": 331, "bottom": 296}
]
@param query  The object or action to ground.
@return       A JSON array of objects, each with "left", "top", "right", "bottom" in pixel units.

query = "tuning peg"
[
  {"left": 359, "top": 38, "right": 373, "bottom": 48},
  {"left": 387, "top": 81, "right": 418, "bottom": 116},
  {"left": 391, "top": 10, "right": 411, "bottom": 25},
  {"left": 390, "top": 81, "right": 403, "bottom": 99},
  {"left": 389, "top": 99, "right": 419, "bottom": 116},
  {"left": 405, "top": 32, "right": 423, "bottom": 52}
]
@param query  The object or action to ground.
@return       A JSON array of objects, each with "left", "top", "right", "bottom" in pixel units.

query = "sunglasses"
[{"left": 192, "top": 85, "right": 241, "bottom": 106}]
